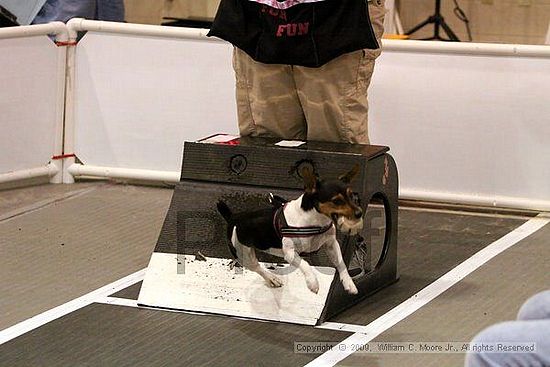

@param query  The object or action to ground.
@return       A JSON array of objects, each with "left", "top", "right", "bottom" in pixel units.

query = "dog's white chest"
[
  {"left": 280, "top": 198, "right": 335, "bottom": 254},
  {"left": 292, "top": 234, "right": 329, "bottom": 253}
]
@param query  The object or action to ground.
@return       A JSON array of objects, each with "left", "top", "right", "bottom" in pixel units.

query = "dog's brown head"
[{"left": 300, "top": 165, "right": 364, "bottom": 234}]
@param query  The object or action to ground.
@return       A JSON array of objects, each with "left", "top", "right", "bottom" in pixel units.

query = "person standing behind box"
[{"left": 208, "top": 0, "right": 386, "bottom": 144}]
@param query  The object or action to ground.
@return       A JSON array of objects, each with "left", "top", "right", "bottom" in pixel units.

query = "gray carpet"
[
  {"left": 0, "top": 183, "right": 171, "bottom": 330},
  {"left": 1, "top": 182, "right": 544, "bottom": 367}
]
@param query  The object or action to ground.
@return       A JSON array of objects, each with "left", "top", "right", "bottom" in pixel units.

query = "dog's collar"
[{"left": 273, "top": 205, "right": 333, "bottom": 239}]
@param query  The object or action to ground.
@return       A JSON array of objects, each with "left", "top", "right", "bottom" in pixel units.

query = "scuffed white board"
[{"left": 138, "top": 252, "right": 336, "bottom": 325}]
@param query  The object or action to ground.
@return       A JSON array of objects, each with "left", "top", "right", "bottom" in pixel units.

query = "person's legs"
[
  {"left": 465, "top": 319, "right": 550, "bottom": 367},
  {"left": 517, "top": 290, "right": 550, "bottom": 321},
  {"left": 294, "top": 0, "right": 386, "bottom": 144},
  {"left": 293, "top": 49, "right": 371, "bottom": 143},
  {"left": 466, "top": 291, "right": 550, "bottom": 367},
  {"left": 232, "top": 48, "right": 307, "bottom": 140}
]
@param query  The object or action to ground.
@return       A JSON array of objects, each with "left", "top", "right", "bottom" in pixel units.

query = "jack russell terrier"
[{"left": 217, "top": 165, "right": 363, "bottom": 295}]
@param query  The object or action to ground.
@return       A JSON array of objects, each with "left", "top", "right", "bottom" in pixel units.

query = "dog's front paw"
[
  {"left": 306, "top": 275, "right": 319, "bottom": 294},
  {"left": 265, "top": 273, "right": 284, "bottom": 288},
  {"left": 341, "top": 276, "right": 358, "bottom": 295}
]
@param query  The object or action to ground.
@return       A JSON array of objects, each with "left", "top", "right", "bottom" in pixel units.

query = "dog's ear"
[
  {"left": 300, "top": 165, "right": 317, "bottom": 193},
  {"left": 339, "top": 164, "right": 360, "bottom": 184}
]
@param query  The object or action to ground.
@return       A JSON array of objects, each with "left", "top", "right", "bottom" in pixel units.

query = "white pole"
[
  {"left": 67, "top": 17, "right": 214, "bottom": 41},
  {"left": 400, "top": 189, "right": 550, "bottom": 213},
  {"left": 62, "top": 19, "right": 81, "bottom": 184},
  {"left": 382, "top": 39, "right": 550, "bottom": 58},
  {"left": 51, "top": 23, "right": 69, "bottom": 184},
  {"left": 68, "top": 163, "right": 179, "bottom": 183},
  {"left": 0, "top": 164, "right": 59, "bottom": 184},
  {"left": 0, "top": 22, "right": 67, "bottom": 40}
]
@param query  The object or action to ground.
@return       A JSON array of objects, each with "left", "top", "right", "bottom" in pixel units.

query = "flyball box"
[{"left": 138, "top": 134, "right": 399, "bottom": 325}]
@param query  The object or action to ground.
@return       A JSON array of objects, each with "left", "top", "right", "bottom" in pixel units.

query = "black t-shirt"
[{"left": 207, "top": 0, "right": 379, "bottom": 67}]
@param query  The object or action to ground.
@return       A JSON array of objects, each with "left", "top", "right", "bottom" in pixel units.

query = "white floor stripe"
[
  {"left": 0, "top": 186, "right": 100, "bottom": 223},
  {"left": 98, "top": 296, "right": 270, "bottom": 320},
  {"left": 316, "top": 322, "right": 374, "bottom": 334},
  {"left": 100, "top": 297, "right": 281, "bottom": 323},
  {"left": 98, "top": 296, "right": 141, "bottom": 308},
  {"left": 0, "top": 269, "right": 146, "bottom": 345},
  {"left": 304, "top": 214, "right": 550, "bottom": 367},
  {"left": 98, "top": 296, "right": 374, "bottom": 333}
]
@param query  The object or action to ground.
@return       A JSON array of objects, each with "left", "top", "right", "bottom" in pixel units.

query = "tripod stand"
[{"left": 406, "top": 0, "right": 460, "bottom": 41}]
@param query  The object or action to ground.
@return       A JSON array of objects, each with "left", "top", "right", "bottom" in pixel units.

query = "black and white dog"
[{"left": 217, "top": 166, "right": 363, "bottom": 295}]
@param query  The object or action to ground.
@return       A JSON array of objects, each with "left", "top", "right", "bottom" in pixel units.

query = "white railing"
[
  {"left": 62, "top": 19, "right": 235, "bottom": 184},
  {"left": 0, "top": 22, "right": 68, "bottom": 185},
  {"left": 2, "top": 19, "right": 549, "bottom": 211},
  {"left": 370, "top": 39, "right": 550, "bottom": 211},
  {"left": 384, "top": 38, "right": 550, "bottom": 57}
]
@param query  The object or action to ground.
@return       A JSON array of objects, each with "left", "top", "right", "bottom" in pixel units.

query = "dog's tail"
[{"left": 216, "top": 200, "right": 232, "bottom": 222}]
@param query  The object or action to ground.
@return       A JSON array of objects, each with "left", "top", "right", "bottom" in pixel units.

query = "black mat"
[{"left": 0, "top": 303, "right": 349, "bottom": 367}]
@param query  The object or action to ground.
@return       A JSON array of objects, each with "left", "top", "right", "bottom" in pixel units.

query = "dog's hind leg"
[
  {"left": 231, "top": 229, "right": 283, "bottom": 288},
  {"left": 242, "top": 246, "right": 284, "bottom": 288}
]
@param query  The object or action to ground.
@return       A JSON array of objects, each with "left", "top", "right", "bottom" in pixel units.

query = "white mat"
[{"left": 138, "top": 252, "right": 336, "bottom": 325}]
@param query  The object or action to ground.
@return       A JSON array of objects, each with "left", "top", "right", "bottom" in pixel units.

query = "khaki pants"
[{"left": 233, "top": 0, "right": 386, "bottom": 144}]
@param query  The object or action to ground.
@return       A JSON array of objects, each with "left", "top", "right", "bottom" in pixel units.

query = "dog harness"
[{"left": 273, "top": 205, "right": 333, "bottom": 239}]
